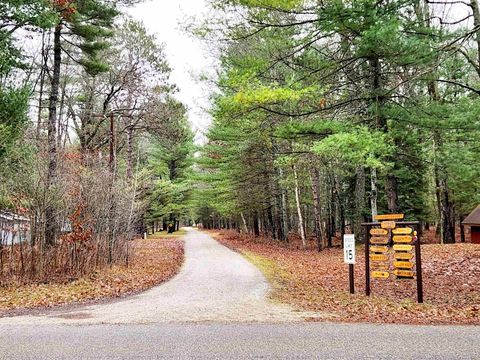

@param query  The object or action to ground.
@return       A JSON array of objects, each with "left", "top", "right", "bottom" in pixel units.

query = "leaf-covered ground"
[
  {"left": 213, "top": 230, "right": 480, "bottom": 325},
  {"left": 0, "top": 236, "right": 184, "bottom": 315}
]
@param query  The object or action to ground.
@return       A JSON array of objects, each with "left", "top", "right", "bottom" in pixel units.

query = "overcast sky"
[{"left": 127, "top": 0, "right": 216, "bottom": 143}]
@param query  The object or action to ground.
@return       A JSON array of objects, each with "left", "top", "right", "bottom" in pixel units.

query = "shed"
[
  {"left": 0, "top": 211, "right": 31, "bottom": 245},
  {"left": 462, "top": 205, "right": 480, "bottom": 244}
]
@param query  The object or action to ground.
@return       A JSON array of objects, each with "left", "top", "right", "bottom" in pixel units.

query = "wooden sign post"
[{"left": 361, "top": 215, "right": 424, "bottom": 303}]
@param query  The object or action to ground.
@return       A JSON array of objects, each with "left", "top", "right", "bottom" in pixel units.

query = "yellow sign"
[
  {"left": 394, "top": 269, "right": 414, "bottom": 278},
  {"left": 381, "top": 221, "right": 396, "bottom": 229},
  {"left": 375, "top": 214, "right": 405, "bottom": 221},
  {"left": 393, "top": 244, "right": 413, "bottom": 251},
  {"left": 370, "top": 246, "right": 388, "bottom": 253},
  {"left": 392, "top": 227, "right": 413, "bottom": 235},
  {"left": 394, "top": 252, "right": 414, "bottom": 260},
  {"left": 394, "top": 261, "right": 414, "bottom": 269},
  {"left": 393, "top": 235, "right": 413, "bottom": 243},
  {"left": 371, "top": 271, "right": 390, "bottom": 279},
  {"left": 371, "top": 263, "right": 389, "bottom": 270},
  {"left": 370, "top": 236, "right": 389, "bottom": 244},
  {"left": 370, "top": 228, "right": 388, "bottom": 236},
  {"left": 370, "top": 254, "right": 388, "bottom": 261}
]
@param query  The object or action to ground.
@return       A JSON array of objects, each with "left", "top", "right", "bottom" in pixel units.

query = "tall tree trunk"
[
  {"left": 56, "top": 73, "right": 67, "bottom": 149},
  {"left": 354, "top": 166, "right": 366, "bottom": 239},
  {"left": 469, "top": 0, "right": 480, "bottom": 77},
  {"left": 126, "top": 125, "right": 134, "bottom": 180},
  {"left": 293, "top": 164, "right": 306, "bottom": 248},
  {"left": 460, "top": 215, "right": 466, "bottom": 243},
  {"left": 430, "top": 98, "right": 455, "bottom": 244},
  {"left": 253, "top": 211, "right": 260, "bottom": 237},
  {"left": 44, "top": 24, "right": 62, "bottom": 247},
  {"left": 326, "top": 173, "right": 335, "bottom": 248},
  {"left": 267, "top": 205, "right": 276, "bottom": 239},
  {"left": 272, "top": 169, "right": 285, "bottom": 241},
  {"left": 36, "top": 30, "right": 48, "bottom": 142},
  {"left": 310, "top": 168, "right": 323, "bottom": 251},
  {"left": 370, "top": 168, "right": 378, "bottom": 221},
  {"left": 370, "top": 54, "right": 399, "bottom": 213},
  {"left": 240, "top": 212, "right": 248, "bottom": 234},
  {"left": 386, "top": 174, "right": 400, "bottom": 213},
  {"left": 416, "top": 0, "right": 455, "bottom": 244},
  {"left": 334, "top": 174, "right": 345, "bottom": 247},
  {"left": 279, "top": 168, "right": 289, "bottom": 241}
]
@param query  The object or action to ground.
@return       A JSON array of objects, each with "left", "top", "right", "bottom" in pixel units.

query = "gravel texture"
[{"left": 0, "top": 228, "right": 321, "bottom": 325}]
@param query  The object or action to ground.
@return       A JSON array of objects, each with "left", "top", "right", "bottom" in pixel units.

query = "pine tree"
[{"left": 45, "top": 0, "right": 118, "bottom": 246}]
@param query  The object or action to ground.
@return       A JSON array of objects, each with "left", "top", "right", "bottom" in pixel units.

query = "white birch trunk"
[
  {"left": 240, "top": 212, "right": 248, "bottom": 234},
  {"left": 293, "top": 164, "right": 306, "bottom": 248}
]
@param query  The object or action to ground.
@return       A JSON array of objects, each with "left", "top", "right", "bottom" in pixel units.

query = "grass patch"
[
  {"left": 241, "top": 250, "right": 290, "bottom": 293},
  {"left": 149, "top": 228, "right": 188, "bottom": 239}
]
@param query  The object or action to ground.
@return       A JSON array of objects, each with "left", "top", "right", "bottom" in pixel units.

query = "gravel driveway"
[{"left": 0, "top": 228, "right": 321, "bottom": 325}]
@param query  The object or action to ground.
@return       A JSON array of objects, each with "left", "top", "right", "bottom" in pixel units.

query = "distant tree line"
[{"left": 193, "top": 0, "right": 480, "bottom": 247}]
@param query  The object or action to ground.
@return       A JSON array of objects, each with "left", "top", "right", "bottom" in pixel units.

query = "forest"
[
  {"left": 1, "top": 0, "right": 480, "bottom": 288},
  {"left": 194, "top": 0, "right": 480, "bottom": 249},
  {"left": 0, "top": 0, "right": 193, "bottom": 285}
]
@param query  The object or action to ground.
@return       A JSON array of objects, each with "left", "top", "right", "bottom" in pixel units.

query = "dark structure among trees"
[{"left": 462, "top": 206, "right": 480, "bottom": 244}]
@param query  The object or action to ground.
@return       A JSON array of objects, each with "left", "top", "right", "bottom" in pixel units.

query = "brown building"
[{"left": 462, "top": 205, "right": 480, "bottom": 244}]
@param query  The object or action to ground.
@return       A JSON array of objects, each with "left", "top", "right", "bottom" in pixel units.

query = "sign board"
[
  {"left": 371, "top": 263, "right": 389, "bottom": 270},
  {"left": 392, "top": 227, "right": 413, "bottom": 235},
  {"left": 381, "top": 221, "right": 396, "bottom": 229},
  {"left": 370, "top": 236, "right": 389, "bottom": 244},
  {"left": 393, "top": 235, "right": 413, "bottom": 243},
  {"left": 393, "top": 244, "right": 413, "bottom": 251},
  {"left": 394, "top": 269, "right": 414, "bottom": 278},
  {"left": 394, "top": 252, "right": 414, "bottom": 260},
  {"left": 370, "top": 228, "right": 388, "bottom": 236},
  {"left": 394, "top": 261, "right": 414, "bottom": 269},
  {"left": 370, "top": 245, "right": 388, "bottom": 253},
  {"left": 375, "top": 214, "right": 405, "bottom": 221},
  {"left": 370, "top": 254, "right": 388, "bottom": 261},
  {"left": 362, "top": 217, "right": 423, "bottom": 303},
  {"left": 343, "top": 234, "right": 355, "bottom": 264},
  {"left": 371, "top": 271, "right": 390, "bottom": 279}
]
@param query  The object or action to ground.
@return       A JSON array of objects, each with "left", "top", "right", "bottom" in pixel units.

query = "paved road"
[
  {"left": 0, "top": 229, "right": 478, "bottom": 359},
  {"left": 0, "top": 323, "right": 478, "bottom": 359}
]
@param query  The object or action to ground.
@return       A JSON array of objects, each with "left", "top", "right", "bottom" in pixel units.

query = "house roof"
[
  {"left": 462, "top": 205, "right": 480, "bottom": 226},
  {"left": 0, "top": 211, "right": 29, "bottom": 222}
]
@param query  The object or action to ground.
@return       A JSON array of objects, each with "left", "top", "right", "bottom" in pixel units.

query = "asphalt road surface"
[
  {"left": 0, "top": 229, "right": 478, "bottom": 359},
  {"left": 0, "top": 323, "right": 478, "bottom": 359}
]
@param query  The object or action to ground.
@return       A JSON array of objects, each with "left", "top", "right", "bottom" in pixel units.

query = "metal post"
[
  {"left": 349, "top": 263, "right": 355, "bottom": 294},
  {"left": 365, "top": 225, "right": 370, "bottom": 296},
  {"left": 414, "top": 231, "right": 424, "bottom": 303}
]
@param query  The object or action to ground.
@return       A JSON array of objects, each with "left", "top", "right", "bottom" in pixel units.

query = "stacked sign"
[
  {"left": 369, "top": 227, "right": 389, "bottom": 278},
  {"left": 369, "top": 214, "right": 416, "bottom": 280},
  {"left": 392, "top": 227, "right": 415, "bottom": 278}
]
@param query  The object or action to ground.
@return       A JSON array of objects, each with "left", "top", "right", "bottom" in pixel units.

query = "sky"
[{"left": 127, "top": 0, "right": 216, "bottom": 143}]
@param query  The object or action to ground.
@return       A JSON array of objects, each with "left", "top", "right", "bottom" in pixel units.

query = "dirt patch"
[
  {"left": 0, "top": 237, "right": 184, "bottom": 316},
  {"left": 212, "top": 230, "right": 480, "bottom": 325}
]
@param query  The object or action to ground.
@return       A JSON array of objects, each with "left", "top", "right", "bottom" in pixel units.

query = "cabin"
[
  {"left": 462, "top": 205, "right": 480, "bottom": 244},
  {"left": 0, "top": 211, "right": 31, "bottom": 245}
]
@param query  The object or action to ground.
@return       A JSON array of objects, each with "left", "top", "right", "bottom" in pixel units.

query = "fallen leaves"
[
  {"left": 213, "top": 230, "right": 480, "bottom": 325},
  {"left": 0, "top": 237, "right": 184, "bottom": 315}
]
